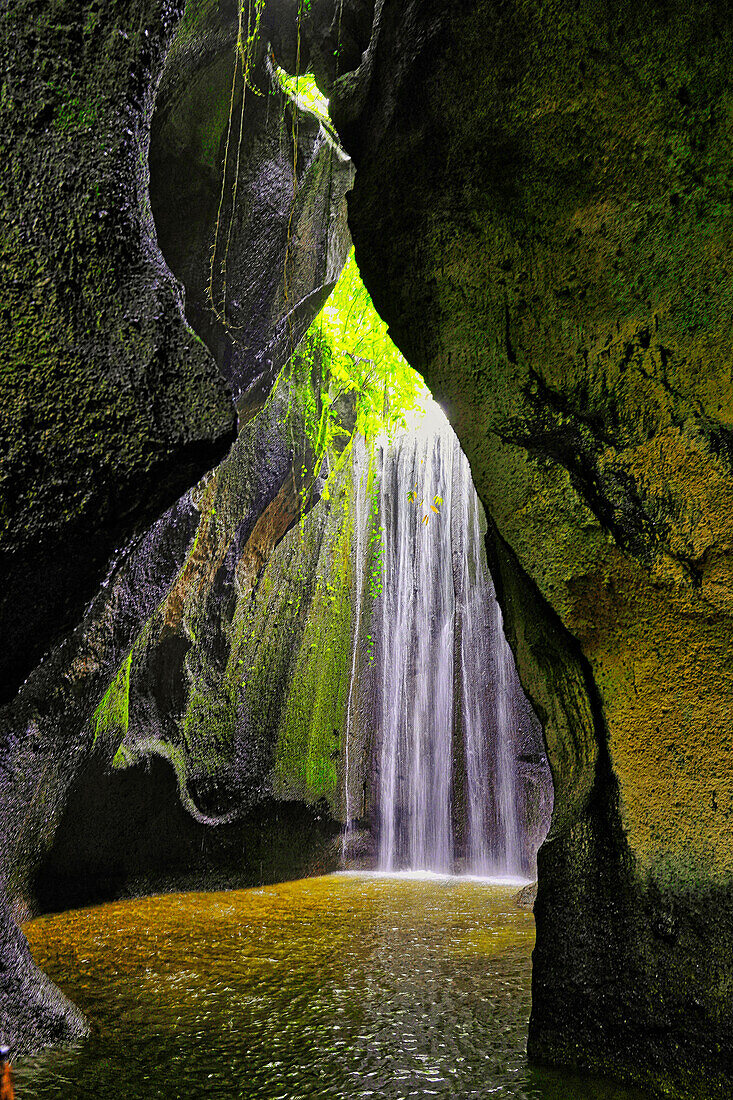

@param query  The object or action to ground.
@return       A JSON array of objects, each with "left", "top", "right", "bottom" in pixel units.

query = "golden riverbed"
[{"left": 18, "top": 874, "right": 649, "bottom": 1099}]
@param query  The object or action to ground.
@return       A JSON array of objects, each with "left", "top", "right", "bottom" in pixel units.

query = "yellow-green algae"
[
  {"left": 91, "top": 651, "right": 132, "bottom": 746},
  {"left": 86, "top": 254, "right": 430, "bottom": 820},
  {"left": 274, "top": 479, "right": 354, "bottom": 801}
]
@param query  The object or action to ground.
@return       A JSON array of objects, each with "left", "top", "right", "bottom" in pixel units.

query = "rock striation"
[
  {"left": 0, "top": 0, "right": 236, "bottom": 709},
  {"left": 2, "top": 1, "right": 732, "bottom": 1095},
  {"left": 150, "top": 0, "right": 352, "bottom": 414}
]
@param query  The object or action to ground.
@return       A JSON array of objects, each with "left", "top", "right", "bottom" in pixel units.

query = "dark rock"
[
  {"left": 0, "top": 901, "right": 87, "bottom": 1058},
  {"left": 26, "top": 337, "right": 353, "bottom": 916},
  {"left": 0, "top": 0, "right": 237, "bottom": 707},
  {"left": 0, "top": 489, "right": 201, "bottom": 1054},
  {"left": 3, "top": 0, "right": 732, "bottom": 1094},
  {"left": 0, "top": 0, "right": 351, "bottom": 1055},
  {"left": 150, "top": 1, "right": 353, "bottom": 414},
  {"left": 515, "top": 882, "right": 537, "bottom": 910},
  {"left": 32, "top": 753, "right": 341, "bottom": 915},
  {"left": 116, "top": 344, "right": 337, "bottom": 824}
]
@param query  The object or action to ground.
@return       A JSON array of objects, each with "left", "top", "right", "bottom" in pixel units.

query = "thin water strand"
[
  {"left": 459, "top": 452, "right": 494, "bottom": 874},
  {"left": 342, "top": 436, "right": 368, "bottom": 863},
  {"left": 492, "top": 599, "right": 522, "bottom": 873}
]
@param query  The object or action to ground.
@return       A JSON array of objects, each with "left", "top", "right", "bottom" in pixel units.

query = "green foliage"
[
  {"left": 406, "top": 488, "right": 443, "bottom": 526},
  {"left": 276, "top": 71, "right": 330, "bottom": 123},
  {"left": 283, "top": 252, "right": 431, "bottom": 511},
  {"left": 318, "top": 252, "right": 431, "bottom": 439}
]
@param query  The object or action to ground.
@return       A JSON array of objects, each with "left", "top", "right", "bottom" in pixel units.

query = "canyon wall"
[
  {"left": 31, "top": 348, "right": 550, "bottom": 906},
  {"left": 319, "top": 1, "right": 733, "bottom": 1096},
  {"left": 0, "top": 0, "right": 352, "bottom": 1050},
  {"left": 32, "top": 345, "right": 352, "bottom": 915},
  {"left": 1, "top": 0, "right": 731, "bottom": 1095}
]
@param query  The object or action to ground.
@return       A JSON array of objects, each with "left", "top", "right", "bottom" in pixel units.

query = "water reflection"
[{"left": 20, "top": 875, "right": 649, "bottom": 1099}]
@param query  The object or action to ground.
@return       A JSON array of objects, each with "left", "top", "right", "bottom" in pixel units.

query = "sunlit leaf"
[{"left": 316, "top": 252, "right": 431, "bottom": 439}]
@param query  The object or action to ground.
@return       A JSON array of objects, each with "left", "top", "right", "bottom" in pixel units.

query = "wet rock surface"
[
  {"left": 105, "top": 345, "right": 344, "bottom": 830},
  {"left": 0, "top": 0, "right": 237, "bottom": 708},
  {"left": 32, "top": 754, "right": 340, "bottom": 914},
  {"left": 0, "top": 0, "right": 351, "bottom": 1054},
  {"left": 150, "top": 0, "right": 353, "bottom": 413},
  {"left": 322, "top": 1, "right": 733, "bottom": 1096}
]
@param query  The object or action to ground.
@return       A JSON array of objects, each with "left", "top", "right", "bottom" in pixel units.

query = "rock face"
[
  {"left": 3, "top": 0, "right": 732, "bottom": 1094},
  {"left": 321, "top": 1, "right": 733, "bottom": 1096},
  {"left": 149, "top": 0, "right": 352, "bottom": 413},
  {"left": 19, "top": 339, "right": 352, "bottom": 919},
  {"left": 0, "top": 0, "right": 233, "bottom": 1053},
  {"left": 0, "top": 0, "right": 237, "bottom": 708},
  {"left": 99, "top": 339, "right": 349, "bottom": 831},
  {"left": 0, "top": 0, "right": 351, "bottom": 1054},
  {"left": 51, "top": 369, "right": 549, "bottom": 896}
]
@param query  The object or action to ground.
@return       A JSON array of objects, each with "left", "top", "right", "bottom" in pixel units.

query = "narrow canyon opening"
[
  {"left": 13, "top": 39, "right": 568, "bottom": 1096},
  {"left": 19, "top": 247, "right": 569, "bottom": 1096}
]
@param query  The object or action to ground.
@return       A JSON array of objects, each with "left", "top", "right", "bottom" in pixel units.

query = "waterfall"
[
  {"left": 491, "top": 601, "right": 522, "bottom": 874},
  {"left": 366, "top": 401, "right": 528, "bottom": 876},
  {"left": 459, "top": 472, "right": 494, "bottom": 875},
  {"left": 377, "top": 414, "right": 455, "bottom": 872},
  {"left": 460, "top": 480, "right": 523, "bottom": 875}
]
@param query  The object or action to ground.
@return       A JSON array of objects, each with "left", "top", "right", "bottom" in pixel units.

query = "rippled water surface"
[{"left": 20, "top": 874, "right": 649, "bottom": 1099}]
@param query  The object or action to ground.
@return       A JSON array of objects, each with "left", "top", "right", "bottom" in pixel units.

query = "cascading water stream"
[
  {"left": 361, "top": 402, "right": 530, "bottom": 876},
  {"left": 491, "top": 601, "right": 522, "bottom": 874},
  {"left": 459, "top": 474, "right": 494, "bottom": 875},
  {"left": 377, "top": 418, "right": 456, "bottom": 873}
]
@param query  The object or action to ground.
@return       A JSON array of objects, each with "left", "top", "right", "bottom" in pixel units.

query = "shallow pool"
[{"left": 19, "top": 874, "right": 648, "bottom": 1098}]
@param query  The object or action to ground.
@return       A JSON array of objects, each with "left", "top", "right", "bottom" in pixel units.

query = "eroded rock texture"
[
  {"left": 3, "top": 0, "right": 732, "bottom": 1093},
  {"left": 150, "top": 0, "right": 352, "bottom": 413},
  {"left": 100, "top": 342, "right": 350, "bottom": 831},
  {"left": 322, "top": 1, "right": 733, "bottom": 1096},
  {"left": 0, "top": 0, "right": 351, "bottom": 1053},
  {"left": 0, "top": 0, "right": 235, "bottom": 1052},
  {"left": 16, "top": 343, "right": 350, "bottom": 920},
  {"left": 0, "top": 0, "right": 237, "bottom": 709}
]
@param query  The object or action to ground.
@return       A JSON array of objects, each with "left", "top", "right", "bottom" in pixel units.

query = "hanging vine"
[
  {"left": 207, "top": 0, "right": 266, "bottom": 331},
  {"left": 206, "top": 1, "right": 369, "bottom": 527}
]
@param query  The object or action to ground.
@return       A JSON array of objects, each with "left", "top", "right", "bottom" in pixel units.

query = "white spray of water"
[{"left": 341, "top": 400, "right": 528, "bottom": 876}]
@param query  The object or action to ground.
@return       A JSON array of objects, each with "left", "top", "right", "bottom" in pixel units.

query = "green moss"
[
  {"left": 276, "top": 69, "right": 330, "bottom": 124},
  {"left": 167, "top": 0, "right": 224, "bottom": 63},
  {"left": 182, "top": 675, "right": 237, "bottom": 765},
  {"left": 92, "top": 651, "right": 132, "bottom": 746},
  {"left": 274, "top": 484, "right": 354, "bottom": 805},
  {"left": 52, "top": 91, "right": 98, "bottom": 134}
]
